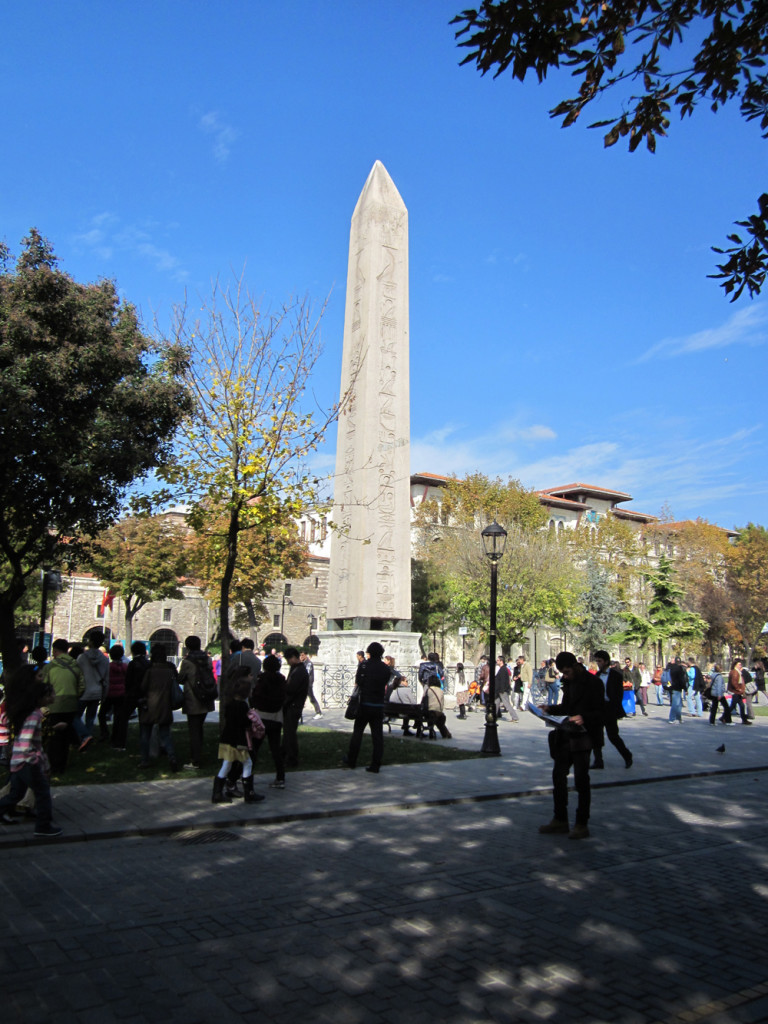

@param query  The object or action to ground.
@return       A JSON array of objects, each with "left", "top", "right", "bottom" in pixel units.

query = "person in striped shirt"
[{"left": 0, "top": 665, "right": 62, "bottom": 837}]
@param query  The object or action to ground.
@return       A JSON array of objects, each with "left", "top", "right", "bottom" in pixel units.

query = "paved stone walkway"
[{"left": 1, "top": 707, "right": 766, "bottom": 1023}]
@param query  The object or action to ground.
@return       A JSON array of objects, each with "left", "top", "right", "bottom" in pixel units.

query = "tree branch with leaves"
[
  {"left": 453, "top": 0, "right": 768, "bottom": 298},
  {"left": 157, "top": 273, "right": 349, "bottom": 667}
]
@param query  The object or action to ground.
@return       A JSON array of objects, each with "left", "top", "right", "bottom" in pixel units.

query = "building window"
[
  {"left": 273, "top": 614, "right": 280, "bottom": 627},
  {"left": 321, "top": 518, "right": 328, "bottom": 541},
  {"left": 310, "top": 520, "right": 317, "bottom": 543},
  {"left": 162, "top": 608, "right": 172, "bottom": 623},
  {"left": 284, "top": 583, "right": 292, "bottom": 596},
  {"left": 314, "top": 576, "right": 319, "bottom": 588},
  {"left": 149, "top": 629, "right": 179, "bottom": 660},
  {"left": 94, "top": 604, "right": 102, "bottom": 618},
  {"left": 300, "top": 521, "right": 306, "bottom": 541}
]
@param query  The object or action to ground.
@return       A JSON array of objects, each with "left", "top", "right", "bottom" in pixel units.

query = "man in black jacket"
[
  {"left": 539, "top": 651, "right": 605, "bottom": 840},
  {"left": 344, "top": 641, "right": 390, "bottom": 773},
  {"left": 592, "top": 650, "right": 633, "bottom": 769},
  {"left": 281, "top": 647, "right": 309, "bottom": 768}
]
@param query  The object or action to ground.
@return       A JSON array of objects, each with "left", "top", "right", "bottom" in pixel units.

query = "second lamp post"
[{"left": 480, "top": 519, "right": 507, "bottom": 756}]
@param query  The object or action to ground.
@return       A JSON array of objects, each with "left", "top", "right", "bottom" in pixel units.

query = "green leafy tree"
[
  {"left": 452, "top": 1, "right": 768, "bottom": 299},
  {"left": 572, "top": 512, "right": 648, "bottom": 603},
  {"left": 158, "top": 274, "right": 348, "bottom": 669},
  {"left": 411, "top": 558, "right": 454, "bottom": 655},
  {"left": 726, "top": 523, "right": 768, "bottom": 661},
  {"left": 414, "top": 475, "right": 582, "bottom": 656},
  {"left": 84, "top": 516, "right": 189, "bottom": 647},
  {"left": 656, "top": 518, "right": 733, "bottom": 658},
  {"left": 0, "top": 231, "right": 190, "bottom": 671},
  {"left": 616, "top": 554, "right": 706, "bottom": 663},
  {"left": 572, "top": 560, "right": 624, "bottom": 653}
]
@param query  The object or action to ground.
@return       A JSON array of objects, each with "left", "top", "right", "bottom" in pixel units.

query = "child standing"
[
  {"left": 212, "top": 674, "right": 265, "bottom": 804},
  {"left": 0, "top": 665, "right": 62, "bottom": 837}
]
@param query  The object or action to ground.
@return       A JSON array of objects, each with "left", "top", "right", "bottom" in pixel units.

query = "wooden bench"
[{"left": 383, "top": 702, "right": 432, "bottom": 738}]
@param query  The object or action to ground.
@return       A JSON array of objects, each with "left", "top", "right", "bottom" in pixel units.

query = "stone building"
[
  {"left": 45, "top": 477, "right": 723, "bottom": 671},
  {"left": 48, "top": 572, "right": 214, "bottom": 659}
]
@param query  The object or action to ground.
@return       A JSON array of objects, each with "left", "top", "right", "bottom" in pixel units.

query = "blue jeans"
[
  {"left": 0, "top": 762, "right": 53, "bottom": 826},
  {"left": 547, "top": 683, "right": 561, "bottom": 705},
  {"left": 686, "top": 689, "right": 703, "bottom": 716},
  {"left": 72, "top": 698, "right": 99, "bottom": 741},
  {"left": 139, "top": 723, "right": 175, "bottom": 763},
  {"left": 669, "top": 690, "right": 683, "bottom": 722},
  {"left": 655, "top": 684, "right": 665, "bottom": 705}
]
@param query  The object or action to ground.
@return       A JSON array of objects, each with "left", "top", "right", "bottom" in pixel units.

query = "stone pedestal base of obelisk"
[{"left": 316, "top": 629, "right": 422, "bottom": 707}]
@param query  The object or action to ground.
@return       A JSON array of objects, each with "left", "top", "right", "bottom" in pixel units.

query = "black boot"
[
  {"left": 212, "top": 776, "right": 232, "bottom": 803},
  {"left": 242, "top": 775, "right": 265, "bottom": 803}
]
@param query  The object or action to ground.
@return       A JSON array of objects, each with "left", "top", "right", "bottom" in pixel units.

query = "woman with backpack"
[{"left": 179, "top": 635, "right": 217, "bottom": 770}]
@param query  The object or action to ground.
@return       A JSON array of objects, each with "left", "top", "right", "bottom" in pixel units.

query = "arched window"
[
  {"left": 148, "top": 629, "right": 179, "bottom": 660},
  {"left": 83, "top": 626, "right": 112, "bottom": 647},
  {"left": 263, "top": 632, "right": 287, "bottom": 652}
]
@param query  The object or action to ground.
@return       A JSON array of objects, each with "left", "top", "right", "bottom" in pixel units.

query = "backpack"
[
  {"left": 418, "top": 661, "right": 439, "bottom": 687},
  {"left": 189, "top": 654, "right": 218, "bottom": 703},
  {"left": 661, "top": 668, "right": 671, "bottom": 689}
]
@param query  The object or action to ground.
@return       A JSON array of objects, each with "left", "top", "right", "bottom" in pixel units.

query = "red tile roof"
[
  {"left": 610, "top": 508, "right": 657, "bottom": 523},
  {"left": 541, "top": 483, "right": 632, "bottom": 501}
]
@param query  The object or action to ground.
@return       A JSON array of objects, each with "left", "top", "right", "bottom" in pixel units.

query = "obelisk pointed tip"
[{"left": 354, "top": 160, "right": 406, "bottom": 215}]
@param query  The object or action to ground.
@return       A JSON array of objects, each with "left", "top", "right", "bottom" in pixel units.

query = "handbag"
[
  {"left": 344, "top": 687, "right": 360, "bottom": 720},
  {"left": 246, "top": 708, "right": 266, "bottom": 748},
  {"left": 170, "top": 678, "right": 184, "bottom": 710}
]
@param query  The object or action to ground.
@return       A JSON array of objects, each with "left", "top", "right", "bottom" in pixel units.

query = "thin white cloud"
[
  {"left": 638, "top": 304, "right": 768, "bottom": 362},
  {"left": 410, "top": 418, "right": 558, "bottom": 480},
  {"left": 408, "top": 417, "right": 764, "bottom": 525},
  {"left": 74, "top": 214, "right": 188, "bottom": 282},
  {"left": 198, "top": 111, "right": 239, "bottom": 163},
  {"left": 519, "top": 425, "right": 557, "bottom": 441}
]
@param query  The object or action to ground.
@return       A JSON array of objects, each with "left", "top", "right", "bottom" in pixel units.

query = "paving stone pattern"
[{"left": 2, "top": 768, "right": 768, "bottom": 1024}]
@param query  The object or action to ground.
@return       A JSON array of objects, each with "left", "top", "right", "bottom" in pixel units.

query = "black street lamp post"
[
  {"left": 481, "top": 520, "right": 507, "bottom": 756},
  {"left": 281, "top": 586, "right": 293, "bottom": 641}
]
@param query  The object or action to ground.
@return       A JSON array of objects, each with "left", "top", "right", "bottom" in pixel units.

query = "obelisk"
[{"left": 321, "top": 161, "right": 420, "bottom": 668}]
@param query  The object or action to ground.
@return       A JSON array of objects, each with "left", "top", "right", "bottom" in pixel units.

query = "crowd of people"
[
  {"left": 0, "top": 633, "right": 321, "bottom": 834},
  {"left": 1, "top": 632, "right": 763, "bottom": 840}
]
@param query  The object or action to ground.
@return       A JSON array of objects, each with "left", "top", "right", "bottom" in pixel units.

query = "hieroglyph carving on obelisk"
[{"left": 327, "top": 161, "right": 411, "bottom": 628}]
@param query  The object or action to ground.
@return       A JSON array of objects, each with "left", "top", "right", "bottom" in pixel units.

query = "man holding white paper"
[{"left": 536, "top": 651, "right": 605, "bottom": 841}]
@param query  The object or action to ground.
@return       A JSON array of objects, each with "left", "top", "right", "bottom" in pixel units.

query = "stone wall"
[{"left": 48, "top": 576, "right": 213, "bottom": 655}]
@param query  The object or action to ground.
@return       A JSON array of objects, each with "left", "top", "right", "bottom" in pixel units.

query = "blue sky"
[{"left": 2, "top": 1, "right": 766, "bottom": 529}]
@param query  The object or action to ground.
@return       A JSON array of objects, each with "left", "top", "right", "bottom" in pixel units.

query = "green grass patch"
[{"left": 36, "top": 722, "right": 482, "bottom": 788}]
